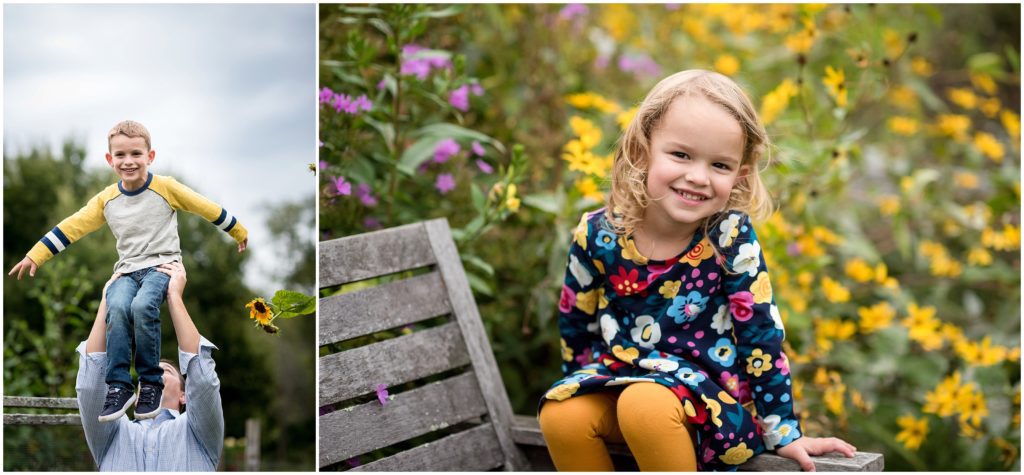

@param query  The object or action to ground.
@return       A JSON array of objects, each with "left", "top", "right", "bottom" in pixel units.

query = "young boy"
[{"left": 8, "top": 120, "right": 247, "bottom": 422}]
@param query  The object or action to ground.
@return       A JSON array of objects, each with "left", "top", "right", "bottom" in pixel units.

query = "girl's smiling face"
[{"left": 644, "top": 94, "right": 747, "bottom": 233}]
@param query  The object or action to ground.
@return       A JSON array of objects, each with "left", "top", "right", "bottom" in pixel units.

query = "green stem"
[{"left": 387, "top": 8, "right": 403, "bottom": 225}]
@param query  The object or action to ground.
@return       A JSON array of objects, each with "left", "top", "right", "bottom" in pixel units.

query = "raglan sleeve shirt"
[
  {"left": 153, "top": 176, "right": 248, "bottom": 245},
  {"left": 26, "top": 186, "right": 117, "bottom": 267}
]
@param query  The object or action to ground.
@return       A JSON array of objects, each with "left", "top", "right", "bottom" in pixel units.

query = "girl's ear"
[{"left": 737, "top": 164, "right": 751, "bottom": 181}]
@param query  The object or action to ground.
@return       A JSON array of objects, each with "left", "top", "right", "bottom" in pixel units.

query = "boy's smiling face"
[{"left": 106, "top": 134, "right": 155, "bottom": 190}]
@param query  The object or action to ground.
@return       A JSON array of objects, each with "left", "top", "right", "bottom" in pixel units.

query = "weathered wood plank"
[
  {"left": 320, "top": 222, "right": 437, "bottom": 288},
  {"left": 3, "top": 396, "right": 78, "bottom": 409},
  {"left": 351, "top": 423, "right": 505, "bottom": 472},
  {"left": 424, "top": 219, "right": 529, "bottom": 471},
  {"left": 319, "top": 271, "right": 452, "bottom": 346},
  {"left": 319, "top": 372, "right": 489, "bottom": 468},
  {"left": 4, "top": 414, "right": 82, "bottom": 425},
  {"left": 510, "top": 414, "right": 884, "bottom": 472},
  {"left": 319, "top": 322, "right": 470, "bottom": 407}
]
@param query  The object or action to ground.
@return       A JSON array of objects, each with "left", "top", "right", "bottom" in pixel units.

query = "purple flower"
[
  {"left": 333, "top": 93, "right": 351, "bottom": 113},
  {"left": 377, "top": 79, "right": 387, "bottom": 90},
  {"left": 471, "top": 83, "right": 484, "bottom": 96},
  {"left": 357, "top": 183, "right": 378, "bottom": 207},
  {"left": 329, "top": 176, "right": 351, "bottom": 196},
  {"left": 471, "top": 140, "right": 486, "bottom": 157},
  {"left": 665, "top": 3, "right": 680, "bottom": 10},
  {"left": 400, "top": 43, "right": 452, "bottom": 81},
  {"left": 375, "top": 383, "right": 389, "bottom": 406},
  {"left": 786, "top": 242, "right": 801, "bottom": 256},
  {"left": 475, "top": 159, "right": 493, "bottom": 174},
  {"left": 352, "top": 94, "right": 373, "bottom": 113},
  {"left": 559, "top": 4, "right": 588, "bottom": 21},
  {"left": 319, "top": 160, "right": 327, "bottom": 170},
  {"left": 319, "top": 86, "right": 334, "bottom": 105},
  {"left": 364, "top": 217, "right": 382, "bottom": 230},
  {"left": 346, "top": 457, "right": 361, "bottom": 468},
  {"left": 402, "top": 43, "right": 426, "bottom": 56},
  {"left": 318, "top": 140, "right": 324, "bottom": 148},
  {"left": 449, "top": 85, "right": 470, "bottom": 112},
  {"left": 433, "top": 138, "right": 461, "bottom": 163},
  {"left": 435, "top": 173, "right": 456, "bottom": 194},
  {"left": 401, "top": 59, "right": 431, "bottom": 80},
  {"left": 618, "top": 54, "right": 662, "bottom": 78}
]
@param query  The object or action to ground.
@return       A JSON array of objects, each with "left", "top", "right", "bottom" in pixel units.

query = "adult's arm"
[{"left": 156, "top": 262, "right": 224, "bottom": 464}]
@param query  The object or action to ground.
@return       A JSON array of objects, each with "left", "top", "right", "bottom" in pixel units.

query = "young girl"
[{"left": 539, "top": 70, "right": 856, "bottom": 472}]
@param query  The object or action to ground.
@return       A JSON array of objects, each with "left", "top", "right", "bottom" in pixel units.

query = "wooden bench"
[
  {"left": 4, "top": 396, "right": 81, "bottom": 425},
  {"left": 318, "top": 218, "right": 884, "bottom": 471}
]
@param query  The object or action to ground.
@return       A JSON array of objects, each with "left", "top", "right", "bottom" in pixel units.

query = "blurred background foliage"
[
  {"left": 3, "top": 142, "right": 316, "bottom": 470},
  {"left": 319, "top": 3, "right": 1020, "bottom": 470}
]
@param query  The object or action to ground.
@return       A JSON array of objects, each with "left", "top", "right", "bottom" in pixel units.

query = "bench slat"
[
  {"left": 319, "top": 322, "right": 470, "bottom": 407},
  {"left": 4, "top": 414, "right": 82, "bottom": 425},
  {"left": 510, "top": 414, "right": 884, "bottom": 472},
  {"left": 3, "top": 396, "right": 78, "bottom": 409},
  {"left": 319, "top": 371, "right": 489, "bottom": 468},
  {"left": 319, "top": 271, "right": 452, "bottom": 346},
  {"left": 320, "top": 222, "right": 437, "bottom": 288},
  {"left": 351, "top": 422, "right": 505, "bottom": 472}
]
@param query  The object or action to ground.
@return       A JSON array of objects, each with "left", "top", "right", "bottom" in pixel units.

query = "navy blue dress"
[{"left": 542, "top": 208, "right": 803, "bottom": 471}]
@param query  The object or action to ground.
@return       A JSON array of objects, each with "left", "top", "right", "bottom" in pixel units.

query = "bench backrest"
[
  {"left": 318, "top": 218, "right": 527, "bottom": 471},
  {"left": 3, "top": 396, "right": 80, "bottom": 425}
]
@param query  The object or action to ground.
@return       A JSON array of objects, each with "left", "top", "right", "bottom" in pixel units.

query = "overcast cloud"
[{"left": 4, "top": 4, "right": 316, "bottom": 295}]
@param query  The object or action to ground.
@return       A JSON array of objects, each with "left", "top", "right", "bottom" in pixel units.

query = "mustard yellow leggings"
[{"left": 538, "top": 382, "right": 698, "bottom": 471}]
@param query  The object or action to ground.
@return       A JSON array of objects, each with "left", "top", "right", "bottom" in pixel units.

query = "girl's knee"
[
  {"left": 539, "top": 394, "right": 615, "bottom": 441},
  {"left": 617, "top": 383, "right": 687, "bottom": 431}
]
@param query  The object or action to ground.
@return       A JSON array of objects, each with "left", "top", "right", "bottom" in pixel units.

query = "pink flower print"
[
  {"left": 329, "top": 176, "right": 351, "bottom": 196},
  {"left": 778, "top": 352, "right": 791, "bottom": 376},
  {"left": 357, "top": 183, "right": 378, "bottom": 207},
  {"left": 558, "top": 285, "right": 576, "bottom": 313},
  {"left": 471, "top": 140, "right": 486, "bottom": 157},
  {"left": 449, "top": 84, "right": 470, "bottom": 111},
  {"left": 433, "top": 138, "right": 460, "bottom": 163},
  {"left": 720, "top": 371, "right": 741, "bottom": 399},
  {"left": 729, "top": 291, "right": 754, "bottom": 322},
  {"left": 435, "top": 173, "right": 456, "bottom": 194},
  {"left": 475, "top": 159, "right": 493, "bottom": 174}
]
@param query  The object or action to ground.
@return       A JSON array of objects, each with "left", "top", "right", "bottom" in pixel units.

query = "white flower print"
[
  {"left": 639, "top": 357, "right": 679, "bottom": 372},
  {"left": 630, "top": 315, "right": 662, "bottom": 349},
  {"left": 569, "top": 254, "right": 593, "bottom": 287},
  {"left": 600, "top": 313, "right": 619, "bottom": 345},
  {"left": 710, "top": 304, "right": 732, "bottom": 334},
  {"left": 718, "top": 214, "right": 742, "bottom": 248},
  {"left": 732, "top": 241, "right": 761, "bottom": 276},
  {"left": 770, "top": 304, "right": 785, "bottom": 335}
]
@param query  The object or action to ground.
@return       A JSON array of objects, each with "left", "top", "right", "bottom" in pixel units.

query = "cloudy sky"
[{"left": 4, "top": 4, "right": 316, "bottom": 294}]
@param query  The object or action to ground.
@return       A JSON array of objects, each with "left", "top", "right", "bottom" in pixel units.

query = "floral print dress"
[{"left": 542, "top": 209, "right": 802, "bottom": 471}]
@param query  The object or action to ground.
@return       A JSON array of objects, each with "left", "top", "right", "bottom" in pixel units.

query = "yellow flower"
[
  {"left": 973, "top": 132, "right": 1004, "bottom": 163},
  {"left": 888, "top": 85, "right": 919, "bottom": 110},
  {"left": 545, "top": 382, "right": 580, "bottom": 401},
  {"left": 797, "top": 271, "right": 814, "bottom": 288},
  {"left": 569, "top": 116, "right": 603, "bottom": 149},
  {"left": 659, "top": 280, "right": 681, "bottom": 299},
  {"left": 821, "top": 277, "right": 850, "bottom": 303},
  {"left": 575, "top": 289, "right": 598, "bottom": 315},
  {"left": 954, "top": 172, "right": 979, "bottom": 189},
  {"left": 967, "top": 247, "right": 992, "bottom": 266},
  {"left": 970, "top": 72, "right": 998, "bottom": 95},
  {"left": 576, "top": 177, "right": 604, "bottom": 202},
  {"left": 618, "top": 236, "right": 649, "bottom": 265},
  {"left": 746, "top": 348, "right": 773, "bottom": 377},
  {"left": 1000, "top": 110, "right": 1021, "bottom": 141},
  {"left": 957, "top": 336, "right": 1009, "bottom": 367},
  {"left": 599, "top": 4, "right": 635, "bottom": 41},
  {"left": 936, "top": 114, "right": 971, "bottom": 142},
  {"left": 823, "top": 65, "right": 848, "bottom": 108},
  {"left": 980, "top": 97, "right": 1001, "bottom": 118},
  {"left": 824, "top": 382, "right": 846, "bottom": 416},
  {"left": 616, "top": 107, "right": 637, "bottom": 131},
  {"left": 565, "top": 92, "right": 621, "bottom": 114},
  {"left": 911, "top": 56, "right": 934, "bottom": 76},
  {"left": 573, "top": 213, "right": 589, "bottom": 250},
  {"left": 714, "top": 54, "right": 740, "bottom": 76},
  {"left": 612, "top": 345, "right": 640, "bottom": 363},
  {"left": 857, "top": 301, "right": 895, "bottom": 334},
  {"left": 750, "top": 272, "right": 773, "bottom": 304},
  {"left": 246, "top": 298, "right": 273, "bottom": 325},
  {"left": 815, "top": 318, "right": 856, "bottom": 352},
  {"left": 784, "top": 18, "right": 817, "bottom": 54},
  {"left": 946, "top": 87, "right": 978, "bottom": 110},
  {"left": 923, "top": 372, "right": 961, "bottom": 417},
  {"left": 982, "top": 224, "right": 1022, "bottom": 251},
  {"left": 844, "top": 258, "right": 874, "bottom": 283},
  {"left": 895, "top": 414, "right": 928, "bottom": 450},
  {"left": 702, "top": 394, "right": 724, "bottom": 427},
  {"left": 720, "top": 442, "right": 754, "bottom": 465},
  {"left": 760, "top": 79, "right": 799, "bottom": 125},
  {"left": 878, "top": 195, "right": 900, "bottom": 216},
  {"left": 957, "top": 384, "right": 988, "bottom": 428},
  {"left": 883, "top": 29, "right": 903, "bottom": 58},
  {"left": 560, "top": 338, "right": 574, "bottom": 362},
  {"left": 887, "top": 116, "right": 919, "bottom": 135},
  {"left": 904, "top": 304, "right": 943, "bottom": 351}
]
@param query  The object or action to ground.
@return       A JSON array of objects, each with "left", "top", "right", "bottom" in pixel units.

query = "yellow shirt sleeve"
[
  {"left": 26, "top": 186, "right": 116, "bottom": 266},
  {"left": 152, "top": 175, "right": 248, "bottom": 244}
]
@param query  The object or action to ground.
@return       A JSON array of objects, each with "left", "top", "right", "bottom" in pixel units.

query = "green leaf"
[
  {"left": 363, "top": 117, "right": 395, "bottom": 153},
  {"left": 462, "top": 254, "right": 495, "bottom": 277},
  {"left": 471, "top": 183, "right": 486, "bottom": 213},
  {"left": 412, "top": 123, "right": 506, "bottom": 154},
  {"left": 397, "top": 136, "right": 444, "bottom": 175},
  {"left": 522, "top": 192, "right": 562, "bottom": 215},
  {"left": 465, "top": 270, "right": 494, "bottom": 297},
  {"left": 413, "top": 6, "right": 463, "bottom": 19},
  {"left": 367, "top": 18, "right": 393, "bottom": 38},
  {"left": 271, "top": 290, "right": 315, "bottom": 319},
  {"left": 341, "top": 6, "right": 384, "bottom": 15}
]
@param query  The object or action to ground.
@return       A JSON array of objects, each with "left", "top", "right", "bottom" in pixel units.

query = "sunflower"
[{"left": 246, "top": 298, "right": 273, "bottom": 325}]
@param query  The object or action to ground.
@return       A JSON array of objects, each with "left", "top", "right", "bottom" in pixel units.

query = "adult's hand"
[
  {"left": 7, "top": 256, "right": 38, "bottom": 280},
  {"left": 156, "top": 261, "right": 187, "bottom": 299}
]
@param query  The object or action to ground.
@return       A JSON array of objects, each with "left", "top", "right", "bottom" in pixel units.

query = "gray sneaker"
[
  {"left": 134, "top": 383, "right": 163, "bottom": 420},
  {"left": 98, "top": 386, "right": 137, "bottom": 422}
]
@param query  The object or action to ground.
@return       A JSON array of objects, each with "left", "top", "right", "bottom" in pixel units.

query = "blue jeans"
[{"left": 104, "top": 266, "right": 170, "bottom": 391}]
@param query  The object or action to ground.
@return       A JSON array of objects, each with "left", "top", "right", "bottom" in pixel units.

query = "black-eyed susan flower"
[{"left": 246, "top": 298, "right": 273, "bottom": 326}]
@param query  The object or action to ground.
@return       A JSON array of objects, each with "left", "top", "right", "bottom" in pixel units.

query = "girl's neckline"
[{"left": 626, "top": 227, "right": 704, "bottom": 265}]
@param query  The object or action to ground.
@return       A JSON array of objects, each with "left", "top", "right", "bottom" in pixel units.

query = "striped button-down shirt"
[{"left": 75, "top": 337, "right": 224, "bottom": 471}]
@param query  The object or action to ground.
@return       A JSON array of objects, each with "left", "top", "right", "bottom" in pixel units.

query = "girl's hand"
[
  {"left": 7, "top": 256, "right": 38, "bottom": 280},
  {"left": 775, "top": 436, "right": 857, "bottom": 472}
]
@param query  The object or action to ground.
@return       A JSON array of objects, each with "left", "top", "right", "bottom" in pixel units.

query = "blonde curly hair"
[{"left": 605, "top": 69, "right": 773, "bottom": 240}]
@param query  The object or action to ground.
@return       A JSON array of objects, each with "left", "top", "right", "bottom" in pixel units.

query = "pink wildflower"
[
  {"left": 433, "top": 138, "right": 460, "bottom": 163},
  {"left": 435, "top": 173, "right": 456, "bottom": 194},
  {"left": 329, "top": 176, "right": 351, "bottom": 196},
  {"left": 475, "top": 159, "right": 493, "bottom": 174},
  {"left": 449, "top": 85, "right": 470, "bottom": 111},
  {"left": 559, "top": 4, "right": 588, "bottom": 21},
  {"left": 375, "top": 383, "right": 389, "bottom": 406},
  {"left": 357, "top": 183, "right": 378, "bottom": 207},
  {"left": 471, "top": 140, "right": 486, "bottom": 157}
]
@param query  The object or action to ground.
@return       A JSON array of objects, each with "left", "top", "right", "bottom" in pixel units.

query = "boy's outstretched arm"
[
  {"left": 7, "top": 256, "right": 38, "bottom": 280},
  {"left": 154, "top": 176, "right": 248, "bottom": 253}
]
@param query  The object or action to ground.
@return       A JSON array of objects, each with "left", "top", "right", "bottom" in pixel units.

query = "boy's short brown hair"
[{"left": 108, "top": 120, "right": 151, "bottom": 151}]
